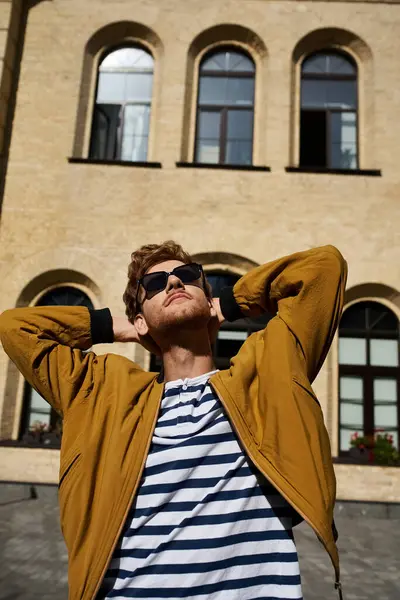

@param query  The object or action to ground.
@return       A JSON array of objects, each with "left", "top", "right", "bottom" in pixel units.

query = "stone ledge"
[
  {"left": 335, "top": 463, "right": 400, "bottom": 503},
  {"left": 0, "top": 446, "right": 60, "bottom": 484}
]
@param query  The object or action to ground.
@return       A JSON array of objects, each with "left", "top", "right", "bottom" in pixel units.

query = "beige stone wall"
[
  {"left": 0, "top": 0, "right": 399, "bottom": 496},
  {"left": 0, "top": 0, "right": 21, "bottom": 175}
]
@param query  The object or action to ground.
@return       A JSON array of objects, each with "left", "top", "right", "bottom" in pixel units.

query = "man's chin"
[{"left": 157, "top": 305, "right": 210, "bottom": 333}]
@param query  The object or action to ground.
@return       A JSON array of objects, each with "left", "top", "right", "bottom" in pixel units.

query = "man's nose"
[{"left": 165, "top": 275, "right": 185, "bottom": 293}]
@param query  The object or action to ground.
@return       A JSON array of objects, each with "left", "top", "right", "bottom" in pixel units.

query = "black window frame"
[
  {"left": 338, "top": 301, "right": 400, "bottom": 457},
  {"left": 300, "top": 50, "right": 359, "bottom": 170},
  {"left": 19, "top": 286, "right": 94, "bottom": 446},
  {"left": 194, "top": 47, "right": 256, "bottom": 166}
]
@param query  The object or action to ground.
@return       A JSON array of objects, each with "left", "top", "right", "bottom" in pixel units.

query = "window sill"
[
  {"left": 333, "top": 456, "right": 399, "bottom": 468},
  {"left": 176, "top": 162, "right": 271, "bottom": 172},
  {"left": 0, "top": 439, "right": 61, "bottom": 450},
  {"left": 68, "top": 157, "right": 162, "bottom": 168},
  {"left": 285, "top": 166, "right": 382, "bottom": 176}
]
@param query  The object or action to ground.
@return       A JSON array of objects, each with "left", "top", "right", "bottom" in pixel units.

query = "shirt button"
[{"left": 182, "top": 384, "right": 187, "bottom": 391}]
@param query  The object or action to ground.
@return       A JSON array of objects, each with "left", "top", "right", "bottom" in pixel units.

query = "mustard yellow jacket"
[{"left": 0, "top": 245, "right": 347, "bottom": 600}]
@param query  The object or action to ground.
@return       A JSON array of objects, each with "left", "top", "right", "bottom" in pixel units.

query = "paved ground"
[{"left": 0, "top": 483, "right": 399, "bottom": 600}]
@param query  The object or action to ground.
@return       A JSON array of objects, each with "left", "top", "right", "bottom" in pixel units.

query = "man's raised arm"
[
  {"left": 0, "top": 306, "right": 134, "bottom": 416},
  {"left": 219, "top": 245, "right": 348, "bottom": 383}
]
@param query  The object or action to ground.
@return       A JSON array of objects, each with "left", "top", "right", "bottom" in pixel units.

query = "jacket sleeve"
[
  {"left": 219, "top": 245, "right": 348, "bottom": 383},
  {"left": 0, "top": 306, "right": 115, "bottom": 416}
]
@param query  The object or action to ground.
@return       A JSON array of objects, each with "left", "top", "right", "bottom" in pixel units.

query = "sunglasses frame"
[{"left": 135, "top": 262, "right": 207, "bottom": 314}]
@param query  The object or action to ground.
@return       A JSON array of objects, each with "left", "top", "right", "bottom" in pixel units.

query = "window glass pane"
[
  {"left": 326, "top": 80, "right": 357, "bottom": 109},
  {"left": 225, "top": 140, "right": 252, "bottom": 165},
  {"left": 227, "top": 110, "right": 253, "bottom": 140},
  {"left": 201, "top": 51, "right": 254, "bottom": 73},
  {"left": 302, "top": 54, "right": 329, "bottom": 74},
  {"left": 330, "top": 112, "right": 357, "bottom": 169},
  {"left": 120, "top": 105, "right": 149, "bottom": 161},
  {"left": 340, "top": 376, "right": 364, "bottom": 400},
  {"left": 125, "top": 72, "right": 153, "bottom": 102},
  {"left": 301, "top": 80, "right": 356, "bottom": 109},
  {"left": 30, "top": 390, "right": 50, "bottom": 411},
  {"left": 218, "top": 330, "right": 248, "bottom": 341},
  {"left": 196, "top": 139, "right": 220, "bottom": 163},
  {"left": 207, "top": 273, "right": 240, "bottom": 296},
  {"left": 341, "top": 402, "right": 363, "bottom": 426},
  {"left": 374, "top": 378, "right": 397, "bottom": 403},
  {"left": 38, "top": 286, "right": 94, "bottom": 308},
  {"left": 368, "top": 303, "right": 398, "bottom": 331},
  {"left": 227, "top": 52, "right": 255, "bottom": 73},
  {"left": 370, "top": 339, "right": 399, "bottom": 367},
  {"left": 123, "top": 104, "right": 150, "bottom": 137},
  {"left": 101, "top": 47, "right": 153, "bottom": 70},
  {"left": 227, "top": 78, "right": 254, "bottom": 105},
  {"left": 374, "top": 405, "right": 398, "bottom": 429},
  {"left": 197, "top": 111, "right": 221, "bottom": 139},
  {"left": 340, "top": 304, "right": 366, "bottom": 330},
  {"left": 97, "top": 72, "right": 126, "bottom": 104},
  {"left": 121, "top": 135, "right": 148, "bottom": 162},
  {"left": 29, "top": 411, "right": 51, "bottom": 428},
  {"left": 199, "top": 76, "right": 254, "bottom": 106},
  {"left": 339, "top": 337, "right": 367, "bottom": 365},
  {"left": 302, "top": 53, "right": 356, "bottom": 76},
  {"left": 328, "top": 54, "right": 356, "bottom": 75}
]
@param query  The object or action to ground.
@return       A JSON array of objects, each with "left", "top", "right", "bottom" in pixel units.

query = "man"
[{"left": 0, "top": 241, "right": 347, "bottom": 600}]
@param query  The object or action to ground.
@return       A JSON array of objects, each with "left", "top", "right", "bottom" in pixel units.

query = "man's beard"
[{"left": 149, "top": 302, "right": 211, "bottom": 340}]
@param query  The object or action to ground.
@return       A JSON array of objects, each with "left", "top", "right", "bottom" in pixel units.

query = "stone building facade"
[{"left": 0, "top": 0, "right": 399, "bottom": 503}]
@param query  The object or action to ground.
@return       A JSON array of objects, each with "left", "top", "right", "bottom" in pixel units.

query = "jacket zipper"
[
  {"left": 209, "top": 381, "right": 343, "bottom": 597},
  {"left": 90, "top": 385, "right": 164, "bottom": 600}
]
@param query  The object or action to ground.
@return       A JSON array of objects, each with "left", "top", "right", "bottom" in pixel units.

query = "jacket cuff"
[
  {"left": 89, "top": 308, "right": 114, "bottom": 344},
  {"left": 219, "top": 286, "right": 245, "bottom": 322}
]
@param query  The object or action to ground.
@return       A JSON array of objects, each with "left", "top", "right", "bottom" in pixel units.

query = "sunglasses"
[{"left": 135, "top": 262, "right": 206, "bottom": 311}]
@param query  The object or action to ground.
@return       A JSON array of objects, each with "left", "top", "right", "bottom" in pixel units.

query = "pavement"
[{"left": 0, "top": 483, "right": 399, "bottom": 600}]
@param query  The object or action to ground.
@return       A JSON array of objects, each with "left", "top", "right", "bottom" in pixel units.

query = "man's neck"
[{"left": 161, "top": 334, "right": 215, "bottom": 383}]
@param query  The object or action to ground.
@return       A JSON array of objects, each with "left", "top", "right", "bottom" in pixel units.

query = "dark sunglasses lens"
[
  {"left": 175, "top": 264, "right": 201, "bottom": 283},
  {"left": 142, "top": 272, "right": 168, "bottom": 293}
]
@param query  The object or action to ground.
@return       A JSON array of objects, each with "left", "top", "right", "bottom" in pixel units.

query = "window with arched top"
[
  {"left": 195, "top": 48, "right": 255, "bottom": 166},
  {"left": 338, "top": 301, "right": 400, "bottom": 454},
  {"left": 20, "top": 286, "right": 94, "bottom": 446},
  {"left": 89, "top": 46, "right": 154, "bottom": 162},
  {"left": 300, "top": 51, "right": 358, "bottom": 170}
]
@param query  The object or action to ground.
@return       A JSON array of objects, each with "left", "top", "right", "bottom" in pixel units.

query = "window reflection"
[{"left": 90, "top": 46, "right": 154, "bottom": 162}]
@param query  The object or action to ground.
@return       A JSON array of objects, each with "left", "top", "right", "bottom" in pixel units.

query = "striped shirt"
[{"left": 100, "top": 371, "right": 302, "bottom": 600}]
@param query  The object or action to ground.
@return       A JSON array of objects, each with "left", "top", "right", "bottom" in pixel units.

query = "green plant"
[{"left": 350, "top": 430, "right": 399, "bottom": 466}]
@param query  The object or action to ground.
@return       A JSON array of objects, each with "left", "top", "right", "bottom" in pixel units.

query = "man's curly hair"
[{"left": 123, "top": 241, "right": 193, "bottom": 323}]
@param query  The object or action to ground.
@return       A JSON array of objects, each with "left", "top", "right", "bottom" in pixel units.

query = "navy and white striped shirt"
[{"left": 101, "top": 371, "right": 302, "bottom": 599}]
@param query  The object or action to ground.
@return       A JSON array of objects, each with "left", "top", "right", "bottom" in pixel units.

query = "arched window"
[
  {"left": 300, "top": 51, "right": 358, "bottom": 170},
  {"left": 338, "top": 301, "right": 400, "bottom": 454},
  {"left": 195, "top": 48, "right": 255, "bottom": 166},
  {"left": 20, "top": 286, "right": 94, "bottom": 445},
  {"left": 89, "top": 46, "right": 154, "bottom": 162}
]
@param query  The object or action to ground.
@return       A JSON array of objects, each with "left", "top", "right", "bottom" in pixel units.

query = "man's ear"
[
  {"left": 208, "top": 296, "right": 217, "bottom": 318},
  {"left": 134, "top": 312, "right": 149, "bottom": 337}
]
